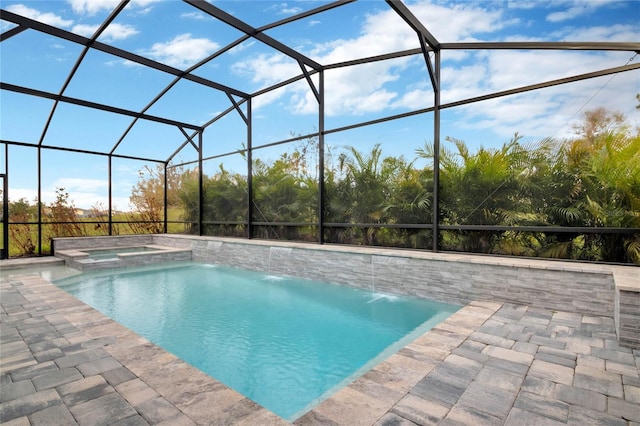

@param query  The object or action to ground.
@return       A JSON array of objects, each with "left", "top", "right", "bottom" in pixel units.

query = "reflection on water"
[{"left": 0, "top": 263, "right": 82, "bottom": 281}]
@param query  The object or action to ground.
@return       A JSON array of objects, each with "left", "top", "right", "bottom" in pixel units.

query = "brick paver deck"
[{"left": 1, "top": 265, "right": 639, "bottom": 425}]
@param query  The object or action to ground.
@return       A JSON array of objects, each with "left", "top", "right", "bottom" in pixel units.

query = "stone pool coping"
[{"left": 1, "top": 258, "right": 639, "bottom": 425}]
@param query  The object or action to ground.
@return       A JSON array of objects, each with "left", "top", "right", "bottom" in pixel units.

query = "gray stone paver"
[
  {"left": 28, "top": 403, "right": 77, "bottom": 425},
  {"left": 529, "top": 359, "right": 574, "bottom": 386},
  {"left": 504, "top": 407, "right": 566, "bottom": 425},
  {"left": 534, "top": 352, "right": 576, "bottom": 368},
  {"left": 573, "top": 367, "right": 624, "bottom": 398},
  {"left": 31, "top": 367, "right": 83, "bottom": 391},
  {"left": 0, "top": 379, "right": 36, "bottom": 403},
  {"left": 111, "top": 415, "right": 151, "bottom": 426},
  {"left": 2, "top": 271, "right": 640, "bottom": 426},
  {"left": 58, "top": 375, "right": 115, "bottom": 407},
  {"left": 70, "top": 392, "right": 138, "bottom": 425},
  {"left": 136, "top": 397, "right": 184, "bottom": 424},
  {"left": 512, "top": 391, "right": 570, "bottom": 423},
  {"left": 552, "top": 383, "right": 607, "bottom": 411},
  {"left": 472, "top": 365, "right": 524, "bottom": 393},
  {"left": 116, "top": 379, "right": 161, "bottom": 406},
  {"left": 440, "top": 403, "right": 503, "bottom": 425},
  {"left": 625, "top": 384, "right": 640, "bottom": 403},
  {"left": 389, "top": 393, "right": 449, "bottom": 424},
  {"left": 567, "top": 406, "right": 628, "bottom": 426},
  {"left": 1, "top": 416, "right": 31, "bottom": 426},
  {"left": 455, "top": 381, "right": 516, "bottom": 420},
  {"left": 607, "top": 396, "right": 640, "bottom": 422},
  {"left": 0, "top": 388, "right": 62, "bottom": 422},
  {"left": 374, "top": 412, "right": 419, "bottom": 426}
]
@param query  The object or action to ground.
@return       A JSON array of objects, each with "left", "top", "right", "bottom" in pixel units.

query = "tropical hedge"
[
  {"left": 5, "top": 108, "right": 639, "bottom": 264},
  {"left": 177, "top": 108, "right": 640, "bottom": 264}
]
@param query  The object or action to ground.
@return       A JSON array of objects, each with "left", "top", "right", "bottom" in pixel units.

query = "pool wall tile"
[
  {"left": 55, "top": 235, "right": 616, "bottom": 317},
  {"left": 158, "top": 235, "right": 616, "bottom": 315},
  {"left": 50, "top": 234, "right": 638, "bottom": 348}
]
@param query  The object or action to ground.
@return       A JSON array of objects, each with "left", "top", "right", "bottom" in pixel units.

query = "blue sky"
[{"left": 1, "top": 0, "right": 639, "bottom": 209}]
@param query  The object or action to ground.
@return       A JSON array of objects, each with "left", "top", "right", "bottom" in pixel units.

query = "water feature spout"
[
  {"left": 268, "top": 247, "right": 293, "bottom": 274},
  {"left": 371, "top": 257, "right": 376, "bottom": 294},
  {"left": 370, "top": 255, "right": 409, "bottom": 296}
]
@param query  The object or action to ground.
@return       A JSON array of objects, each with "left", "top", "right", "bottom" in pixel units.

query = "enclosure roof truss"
[{"left": 2, "top": 1, "right": 639, "bottom": 162}]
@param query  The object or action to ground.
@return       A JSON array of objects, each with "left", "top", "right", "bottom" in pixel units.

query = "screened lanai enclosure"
[{"left": 1, "top": 0, "right": 639, "bottom": 263}]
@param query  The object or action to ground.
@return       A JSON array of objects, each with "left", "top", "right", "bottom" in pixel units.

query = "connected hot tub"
[{"left": 54, "top": 244, "right": 192, "bottom": 271}]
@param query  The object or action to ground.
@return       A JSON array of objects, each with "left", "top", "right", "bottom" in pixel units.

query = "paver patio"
[{"left": 1, "top": 262, "right": 639, "bottom": 425}]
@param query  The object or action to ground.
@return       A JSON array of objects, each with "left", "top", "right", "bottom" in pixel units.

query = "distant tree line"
[
  {"left": 5, "top": 107, "right": 639, "bottom": 263},
  {"left": 175, "top": 107, "right": 639, "bottom": 264}
]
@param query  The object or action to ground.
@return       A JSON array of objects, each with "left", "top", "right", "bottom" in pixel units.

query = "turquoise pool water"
[{"left": 54, "top": 262, "right": 459, "bottom": 420}]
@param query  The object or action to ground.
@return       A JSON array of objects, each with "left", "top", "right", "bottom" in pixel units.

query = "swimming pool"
[{"left": 54, "top": 262, "right": 459, "bottom": 420}]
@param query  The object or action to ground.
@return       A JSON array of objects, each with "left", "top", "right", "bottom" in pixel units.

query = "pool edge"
[{"left": 3, "top": 272, "right": 500, "bottom": 425}]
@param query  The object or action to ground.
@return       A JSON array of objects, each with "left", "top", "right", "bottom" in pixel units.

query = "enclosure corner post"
[
  {"left": 37, "top": 146, "right": 42, "bottom": 255},
  {"left": 163, "top": 161, "right": 168, "bottom": 234},
  {"left": 318, "top": 70, "right": 325, "bottom": 245},
  {"left": 247, "top": 97, "right": 254, "bottom": 240},
  {"left": 198, "top": 130, "right": 204, "bottom": 236},
  {"left": 432, "top": 50, "right": 441, "bottom": 252},
  {"left": 108, "top": 155, "right": 113, "bottom": 236},
  {"left": 1, "top": 144, "right": 8, "bottom": 259}
]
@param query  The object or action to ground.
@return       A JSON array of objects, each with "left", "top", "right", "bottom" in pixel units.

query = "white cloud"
[
  {"left": 228, "top": 0, "right": 638, "bottom": 143},
  {"left": 8, "top": 178, "right": 128, "bottom": 210},
  {"left": 546, "top": 0, "right": 611, "bottom": 23},
  {"left": 233, "top": 53, "right": 407, "bottom": 116},
  {"left": 232, "top": 53, "right": 299, "bottom": 87},
  {"left": 252, "top": 84, "right": 295, "bottom": 112},
  {"left": 54, "top": 178, "right": 108, "bottom": 192},
  {"left": 307, "top": 11, "right": 416, "bottom": 64},
  {"left": 48, "top": 178, "right": 133, "bottom": 209},
  {"left": 181, "top": 12, "right": 208, "bottom": 20},
  {"left": 441, "top": 63, "right": 488, "bottom": 97},
  {"left": 406, "top": 1, "right": 514, "bottom": 42},
  {"left": 106, "top": 59, "right": 145, "bottom": 68},
  {"left": 485, "top": 50, "right": 607, "bottom": 91},
  {"left": 67, "top": 0, "right": 160, "bottom": 16},
  {"left": 7, "top": 188, "right": 38, "bottom": 204},
  {"left": 232, "top": 0, "right": 511, "bottom": 116},
  {"left": 228, "top": 40, "right": 256, "bottom": 55},
  {"left": 264, "top": 3, "right": 302, "bottom": 15},
  {"left": 0, "top": 21, "right": 15, "bottom": 32},
  {"left": 507, "top": 1, "right": 537, "bottom": 10},
  {"left": 72, "top": 22, "right": 139, "bottom": 41},
  {"left": 144, "top": 34, "right": 220, "bottom": 68},
  {"left": 67, "top": 0, "right": 120, "bottom": 16},
  {"left": 102, "top": 23, "right": 139, "bottom": 40},
  {"left": 438, "top": 41, "right": 639, "bottom": 140},
  {"left": 280, "top": 6, "right": 302, "bottom": 15},
  {"left": 6, "top": 4, "right": 73, "bottom": 28},
  {"left": 390, "top": 80, "right": 433, "bottom": 111},
  {"left": 551, "top": 24, "right": 639, "bottom": 42},
  {"left": 445, "top": 65, "right": 639, "bottom": 141},
  {"left": 131, "top": 7, "right": 154, "bottom": 16},
  {"left": 322, "top": 61, "right": 405, "bottom": 116}
]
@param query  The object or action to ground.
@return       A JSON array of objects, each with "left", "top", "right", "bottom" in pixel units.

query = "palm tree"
[
  {"left": 383, "top": 158, "right": 433, "bottom": 248},
  {"left": 417, "top": 134, "right": 537, "bottom": 253}
]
